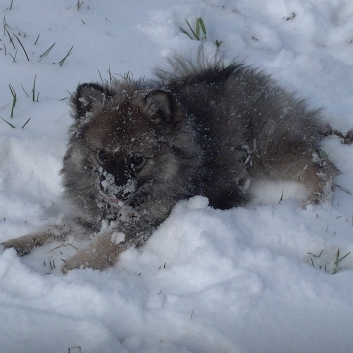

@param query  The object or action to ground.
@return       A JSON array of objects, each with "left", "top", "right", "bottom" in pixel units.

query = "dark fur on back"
[
  {"left": 156, "top": 53, "right": 334, "bottom": 207},
  {"left": 2, "top": 52, "right": 351, "bottom": 272}
]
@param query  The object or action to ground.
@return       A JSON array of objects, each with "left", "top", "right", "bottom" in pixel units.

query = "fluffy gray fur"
[{"left": 2, "top": 52, "right": 350, "bottom": 272}]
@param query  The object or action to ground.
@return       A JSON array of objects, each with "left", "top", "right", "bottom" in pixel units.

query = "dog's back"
[{"left": 157, "top": 53, "right": 338, "bottom": 205}]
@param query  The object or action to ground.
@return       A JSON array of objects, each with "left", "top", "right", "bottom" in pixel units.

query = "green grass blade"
[
  {"left": 21, "top": 117, "right": 31, "bottom": 129},
  {"left": 195, "top": 19, "right": 200, "bottom": 40},
  {"left": 185, "top": 19, "right": 198, "bottom": 40},
  {"left": 179, "top": 27, "right": 193, "bottom": 40},
  {"left": 338, "top": 251, "right": 351, "bottom": 263},
  {"left": 215, "top": 40, "right": 222, "bottom": 48},
  {"left": 12, "top": 32, "right": 29, "bottom": 61},
  {"left": 0, "top": 116, "right": 15, "bottom": 128},
  {"left": 32, "top": 74, "right": 37, "bottom": 102},
  {"left": 8, "top": 84, "right": 16, "bottom": 117},
  {"left": 197, "top": 18, "right": 207, "bottom": 38}
]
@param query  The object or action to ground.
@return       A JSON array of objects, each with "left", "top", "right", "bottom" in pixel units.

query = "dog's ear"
[
  {"left": 145, "top": 90, "right": 183, "bottom": 125},
  {"left": 71, "top": 83, "right": 110, "bottom": 119}
]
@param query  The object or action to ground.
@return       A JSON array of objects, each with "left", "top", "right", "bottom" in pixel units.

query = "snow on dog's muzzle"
[{"left": 99, "top": 168, "right": 137, "bottom": 206}]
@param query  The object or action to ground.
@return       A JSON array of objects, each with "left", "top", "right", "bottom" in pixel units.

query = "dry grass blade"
[
  {"left": 34, "top": 33, "right": 40, "bottom": 45},
  {"left": 58, "top": 45, "right": 73, "bottom": 66},
  {"left": 336, "top": 184, "right": 352, "bottom": 195},
  {"left": 39, "top": 42, "right": 56, "bottom": 60},
  {"left": 5, "top": 27, "right": 16, "bottom": 49},
  {"left": 48, "top": 242, "right": 79, "bottom": 253}
]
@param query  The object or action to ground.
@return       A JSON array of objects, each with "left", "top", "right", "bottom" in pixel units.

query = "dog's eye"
[
  {"left": 97, "top": 150, "right": 108, "bottom": 164},
  {"left": 130, "top": 156, "right": 146, "bottom": 170}
]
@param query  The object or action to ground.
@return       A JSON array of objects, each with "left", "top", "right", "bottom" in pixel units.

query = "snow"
[{"left": 1, "top": 0, "right": 353, "bottom": 352}]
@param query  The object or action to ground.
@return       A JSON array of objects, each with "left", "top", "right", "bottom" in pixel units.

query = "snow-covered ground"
[{"left": 1, "top": 1, "right": 353, "bottom": 352}]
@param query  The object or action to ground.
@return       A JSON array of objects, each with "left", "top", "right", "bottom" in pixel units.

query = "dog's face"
[
  {"left": 69, "top": 83, "right": 184, "bottom": 208},
  {"left": 84, "top": 97, "right": 161, "bottom": 205}
]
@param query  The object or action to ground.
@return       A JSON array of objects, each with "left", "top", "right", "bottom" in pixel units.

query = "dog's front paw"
[
  {"left": 62, "top": 249, "right": 115, "bottom": 273},
  {"left": 61, "top": 251, "right": 89, "bottom": 273},
  {"left": 1, "top": 234, "right": 45, "bottom": 256},
  {"left": 61, "top": 232, "right": 124, "bottom": 273}
]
